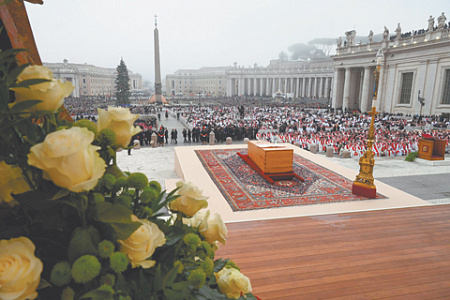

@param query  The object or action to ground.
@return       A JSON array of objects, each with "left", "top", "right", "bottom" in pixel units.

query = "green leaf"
[
  {"left": 51, "top": 188, "right": 70, "bottom": 200},
  {"left": 13, "top": 191, "right": 60, "bottom": 210},
  {"left": 0, "top": 48, "right": 27, "bottom": 60},
  {"left": 196, "top": 285, "right": 228, "bottom": 300},
  {"left": 6, "top": 64, "right": 29, "bottom": 87},
  {"left": 67, "top": 226, "right": 100, "bottom": 262},
  {"left": 172, "top": 281, "right": 191, "bottom": 291},
  {"left": 10, "top": 78, "right": 51, "bottom": 88},
  {"left": 153, "top": 264, "right": 163, "bottom": 292},
  {"left": 241, "top": 293, "right": 259, "bottom": 300},
  {"left": 80, "top": 285, "right": 115, "bottom": 300},
  {"left": 164, "top": 289, "right": 186, "bottom": 300},
  {"left": 213, "top": 258, "right": 229, "bottom": 273},
  {"left": 136, "top": 269, "right": 152, "bottom": 300},
  {"left": 164, "top": 266, "right": 179, "bottom": 287},
  {"left": 9, "top": 100, "right": 42, "bottom": 113},
  {"left": 96, "top": 202, "right": 140, "bottom": 240}
]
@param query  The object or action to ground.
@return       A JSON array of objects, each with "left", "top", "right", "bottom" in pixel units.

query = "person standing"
[
  {"left": 182, "top": 128, "right": 187, "bottom": 143},
  {"left": 164, "top": 127, "right": 169, "bottom": 144}
]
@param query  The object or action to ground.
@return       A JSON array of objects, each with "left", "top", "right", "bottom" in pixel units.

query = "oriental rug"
[{"left": 195, "top": 148, "right": 385, "bottom": 211}]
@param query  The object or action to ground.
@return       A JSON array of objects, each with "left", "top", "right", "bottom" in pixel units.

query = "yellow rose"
[
  {"left": 97, "top": 107, "right": 141, "bottom": 148},
  {"left": 215, "top": 268, "right": 252, "bottom": 299},
  {"left": 118, "top": 217, "right": 166, "bottom": 269},
  {"left": 0, "top": 237, "right": 43, "bottom": 300},
  {"left": 169, "top": 181, "right": 208, "bottom": 217},
  {"left": 0, "top": 161, "right": 31, "bottom": 206},
  {"left": 28, "top": 127, "right": 106, "bottom": 193},
  {"left": 10, "top": 65, "right": 74, "bottom": 112},
  {"left": 188, "top": 210, "right": 208, "bottom": 228},
  {"left": 198, "top": 210, "right": 227, "bottom": 245}
]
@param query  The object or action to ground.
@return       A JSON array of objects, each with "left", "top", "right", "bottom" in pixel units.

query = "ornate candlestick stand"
[{"left": 352, "top": 49, "right": 383, "bottom": 198}]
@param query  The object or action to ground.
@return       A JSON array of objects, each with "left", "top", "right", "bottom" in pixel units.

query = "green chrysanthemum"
[
  {"left": 100, "top": 273, "right": 116, "bottom": 287},
  {"left": 92, "top": 192, "right": 105, "bottom": 203},
  {"left": 74, "top": 119, "right": 98, "bottom": 138},
  {"left": 140, "top": 188, "right": 158, "bottom": 204},
  {"left": 71, "top": 255, "right": 101, "bottom": 284},
  {"left": 114, "top": 177, "right": 128, "bottom": 191},
  {"left": 50, "top": 261, "right": 72, "bottom": 286},
  {"left": 201, "top": 241, "right": 212, "bottom": 257},
  {"left": 149, "top": 180, "right": 161, "bottom": 193},
  {"left": 200, "top": 257, "right": 214, "bottom": 275},
  {"left": 188, "top": 269, "right": 206, "bottom": 289},
  {"left": 110, "top": 252, "right": 128, "bottom": 273},
  {"left": 226, "top": 260, "right": 240, "bottom": 271},
  {"left": 102, "top": 174, "right": 116, "bottom": 190},
  {"left": 127, "top": 173, "right": 148, "bottom": 191},
  {"left": 144, "top": 207, "right": 153, "bottom": 217},
  {"left": 98, "top": 240, "right": 115, "bottom": 258},
  {"left": 183, "top": 233, "right": 201, "bottom": 247},
  {"left": 60, "top": 287, "right": 75, "bottom": 300},
  {"left": 98, "top": 128, "right": 117, "bottom": 146},
  {"left": 114, "top": 194, "right": 132, "bottom": 208}
]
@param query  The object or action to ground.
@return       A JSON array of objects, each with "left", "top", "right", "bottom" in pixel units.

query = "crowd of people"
[
  {"left": 63, "top": 98, "right": 450, "bottom": 158},
  {"left": 175, "top": 104, "right": 450, "bottom": 158}
]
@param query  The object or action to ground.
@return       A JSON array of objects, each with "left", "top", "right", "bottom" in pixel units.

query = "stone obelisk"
[{"left": 153, "top": 15, "right": 162, "bottom": 104}]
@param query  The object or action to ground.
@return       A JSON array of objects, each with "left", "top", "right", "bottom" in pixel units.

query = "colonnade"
[
  {"left": 227, "top": 76, "right": 333, "bottom": 99},
  {"left": 332, "top": 66, "right": 377, "bottom": 112}
]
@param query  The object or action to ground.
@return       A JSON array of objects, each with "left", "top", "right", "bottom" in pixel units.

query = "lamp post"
[{"left": 352, "top": 49, "right": 383, "bottom": 198}]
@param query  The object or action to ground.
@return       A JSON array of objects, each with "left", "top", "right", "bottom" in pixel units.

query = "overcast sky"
[{"left": 25, "top": 1, "right": 447, "bottom": 82}]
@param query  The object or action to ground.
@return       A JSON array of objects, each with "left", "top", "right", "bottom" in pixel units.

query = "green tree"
[{"left": 115, "top": 58, "right": 130, "bottom": 106}]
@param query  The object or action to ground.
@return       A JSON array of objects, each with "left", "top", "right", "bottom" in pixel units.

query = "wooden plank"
[{"left": 217, "top": 205, "right": 450, "bottom": 299}]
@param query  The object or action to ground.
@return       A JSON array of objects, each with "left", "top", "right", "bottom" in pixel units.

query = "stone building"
[
  {"left": 332, "top": 13, "right": 450, "bottom": 115},
  {"left": 165, "top": 59, "right": 334, "bottom": 100},
  {"left": 165, "top": 67, "right": 228, "bottom": 98},
  {"left": 44, "top": 59, "right": 142, "bottom": 99},
  {"left": 226, "top": 59, "right": 334, "bottom": 99}
]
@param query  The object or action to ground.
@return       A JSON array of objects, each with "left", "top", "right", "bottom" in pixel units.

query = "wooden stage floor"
[{"left": 217, "top": 204, "right": 450, "bottom": 299}]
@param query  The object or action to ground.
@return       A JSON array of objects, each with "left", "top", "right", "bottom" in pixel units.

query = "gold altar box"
[{"left": 247, "top": 141, "right": 293, "bottom": 174}]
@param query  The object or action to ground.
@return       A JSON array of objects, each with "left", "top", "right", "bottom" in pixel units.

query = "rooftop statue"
[
  {"left": 368, "top": 30, "right": 373, "bottom": 43},
  {"left": 383, "top": 26, "right": 389, "bottom": 41},
  {"left": 437, "top": 12, "right": 447, "bottom": 29},
  {"left": 336, "top": 36, "right": 342, "bottom": 48},
  {"left": 428, "top": 15, "right": 435, "bottom": 31},
  {"left": 395, "top": 23, "right": 401, "bottom": 39}
]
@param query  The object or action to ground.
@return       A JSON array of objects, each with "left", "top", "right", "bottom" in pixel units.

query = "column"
[
  {"left": 295, "top": 78, "right": 300, "bottom": 97},
  {"left": 265, "top": 78, "right": 270, "bottom": 96},
  {"left": 238, "top": 78, "right": 243, "bottom": 96},
  {"left": 272, "top": 78, "right": 276, "bottom": 95},
  {"left": 319, "top": 77, "right": 324, "bottom": 98},
  {"left": 360, "top": 66, "right": 372, "bottom": 112},
  {"left": 332, "top": 69, "right": 342, "bottom": 108},
  {"left": 324, "top": 77, "right": 330, "bottom": 99},
  {"left": 302, "top": 78, "right": 306, "bottom": 98},
  {"left": 342, "top": 68, "right": 352, "bottom": 111},
  {"left": 289, "top": 77, "right": 295, "bottom": 97}
]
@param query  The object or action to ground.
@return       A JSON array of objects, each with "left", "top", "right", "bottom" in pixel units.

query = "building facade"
[
  {"left": 165, "top": 67, "right": 228, "bottom": 98},
  {"left": 226, "top": 59, "right": 334, "bottom": 99},
  {"left": 165, "top": 60, "right": 334, "bottom": 100},
  {"left": 332, "top": 13, "right": 450, "bottom": 115},
  {"left": 44, "top": 59, "right": 142, "bottom": 99}
]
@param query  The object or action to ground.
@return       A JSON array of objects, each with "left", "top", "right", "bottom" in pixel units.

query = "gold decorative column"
[{"left": 352, "top": 49, "right": 383, "bottom": 198}]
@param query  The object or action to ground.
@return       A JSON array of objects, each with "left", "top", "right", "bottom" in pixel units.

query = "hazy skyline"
[{"left": 26, "top": 1, "right": 447, "bottom": 82}]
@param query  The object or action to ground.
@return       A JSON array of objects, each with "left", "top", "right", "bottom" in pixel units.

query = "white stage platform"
[{"left": 168, "top": 143, "right": 428, "bottom": 223}]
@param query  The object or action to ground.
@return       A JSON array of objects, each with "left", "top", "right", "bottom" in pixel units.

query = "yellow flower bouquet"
[{"left": 0, "top": 50, "right": 256, "bottom": 299}]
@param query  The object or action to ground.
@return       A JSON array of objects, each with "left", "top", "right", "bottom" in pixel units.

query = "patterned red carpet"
[{"left": 195, "top": 149, "right": 384, "bottom": 211}]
